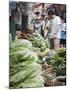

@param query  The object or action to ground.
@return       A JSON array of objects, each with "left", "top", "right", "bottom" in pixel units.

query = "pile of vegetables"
[
  {"left": 9, "top": 31, "right": 66, "bottom": 87},
  {"left": 9, "top": 39, "right": 44, "bottom": 88},
  {"left": 27, "top": 33, "right": 49, "bottom": 52},
  {"left": 45, "top": 48, "right": 66, "bottom": 76},
  {"left": 41, "top": 48, "right": 66, "bottom": 86},
  {"left": 26, "top": 33, "right": 51, "bottom": 63}
]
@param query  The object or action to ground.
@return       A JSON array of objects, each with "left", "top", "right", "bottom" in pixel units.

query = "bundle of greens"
[
  {"left": 46, "top": 48, "right": 66, "bottom": 76},
  {"left": 9, "top": 39, "right": 44, "bottom": 88},
  {"left": 27, "top": 33, "right": 48, "bottom": 52}
]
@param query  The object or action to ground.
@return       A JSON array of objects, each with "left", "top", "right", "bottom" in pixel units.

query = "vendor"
[
  {"left": 10, "top": 9, "right": 16, "bottom": 41},
  {"left": 15, "top": 2, "right": 22, "bottom": 31}
]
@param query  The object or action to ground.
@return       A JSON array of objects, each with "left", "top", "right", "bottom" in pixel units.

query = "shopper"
[
  {"left": 47, "top": 8, "right": 61, "bottom": 51},
  {"left": 60, "top": 19, "right": 66, "bottom": 47},
  {"left": 44, "top": 16, "right": 51, "bottom": 48},
  {"left": 44, "top": 16, "right": 51, "bottom": 39},
  {"left": 41, "top": 14, "right": 46, "bottom": 37},
  {"left": 33, "top": 18, "right": 43, "bottom": 35},
  {"left": 33, "top": 12, "right": 45, "bottom": 36}
]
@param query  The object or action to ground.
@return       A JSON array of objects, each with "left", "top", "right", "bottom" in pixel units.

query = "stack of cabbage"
[{"left": 9, "top": 39, "right": 44, "bottom": 88}]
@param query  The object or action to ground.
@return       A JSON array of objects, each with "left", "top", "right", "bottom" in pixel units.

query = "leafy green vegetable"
[
  {"left": 27, "top": 33, "right": 48, "bottom": 52},
  {"left": 9, "top": 39, "right": 44, "bottom": 88},
  {"left": 46, "top": 48, "right": 66, "bottom": 76}
]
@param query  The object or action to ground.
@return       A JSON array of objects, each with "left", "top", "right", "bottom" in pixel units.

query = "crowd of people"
[
  {"left": 31, "top": 8, "right": 66, "bottom": 51},
  {"left": 10, "top": 3, "right": 66, "bottom": 51}
]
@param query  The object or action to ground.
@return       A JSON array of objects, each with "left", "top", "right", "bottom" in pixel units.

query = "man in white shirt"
[
  {"left": 33, "top": 19, "right": 43, "bottom": 34},
  {"left": 33, "top": 12, "right": 44, "bottom": 36},
  {"left": 47, "top": 9, "right": 61, "bottom": 50}
]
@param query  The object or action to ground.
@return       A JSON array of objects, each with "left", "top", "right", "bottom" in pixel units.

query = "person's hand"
[
  {"left": 44, "top": 35, "right": 47, "bottom": 39},
  {"left": 32, "top": 32, "right": 36, "bottom": 36},
  {"left": 53, "top": 34, "right": 57, "bottom": 39}
]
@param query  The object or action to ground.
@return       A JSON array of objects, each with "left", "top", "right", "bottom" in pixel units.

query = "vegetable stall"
[{"left": 9, "top": 33, "right": 66, "bottom": 88}]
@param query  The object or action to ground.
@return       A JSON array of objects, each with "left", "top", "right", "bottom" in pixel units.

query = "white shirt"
[
  {"left": 34, "top": 21, "right": 42, "bottom": 34},
  {"left": 49, "top": 15, "right": 61, "bottom": 39}
]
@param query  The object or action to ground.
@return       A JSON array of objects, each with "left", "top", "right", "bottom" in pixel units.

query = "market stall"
[{"left": 9, "top": 1, "right": 66, "bottom": 89}]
